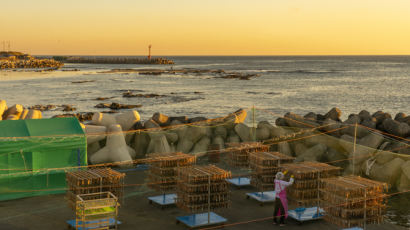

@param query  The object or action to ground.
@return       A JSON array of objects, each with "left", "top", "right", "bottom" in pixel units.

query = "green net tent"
[{"left": 0, "top": 117, "right": 87, "bottom": 200}]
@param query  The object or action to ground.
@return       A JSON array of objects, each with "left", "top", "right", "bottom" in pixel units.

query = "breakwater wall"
[{"left": 54, "top": 56, "right": 174, "bottom": 65}]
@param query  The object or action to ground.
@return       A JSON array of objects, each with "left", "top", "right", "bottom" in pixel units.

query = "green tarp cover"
[{"left": 0, "top": 117, "right": 87, "bottom": 200}]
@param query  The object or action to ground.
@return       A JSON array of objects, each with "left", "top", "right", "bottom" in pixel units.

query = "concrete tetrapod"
[
  {"left": 90, "top": 124, "right": 135, "bottom": 167},
  {"left": 92, "top": 112, "right": 117, "bottom": 127},
  {"left": 116, "top": 110, "right": 140, "bottom": 131},
  {"left": 0, "top": 100, "right": 7, "bottom": 120},
  {"left": 82, "top": 124, "right": 107, "bottom": 144}
]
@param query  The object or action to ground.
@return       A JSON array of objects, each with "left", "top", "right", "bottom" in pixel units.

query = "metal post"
[
  {"left": 252, "top": 105, "right": 256, "bottom": 141},
  {"left": 364, "top": 188, "right": 367, "bottom": 230},
  {"left": 317, "top": 171, "right": 320, "bottom": 217},
  {"left": 352, "top": 123, "right": 358, "bottom": 175},
  {"left": 208, "top": 174, "right": 211, "bottom": 224}
]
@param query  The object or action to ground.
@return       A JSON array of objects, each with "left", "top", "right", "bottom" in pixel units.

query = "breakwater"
[
  {"left": 54, "top": 56, "right": 174, "bottom": 65},
  {"left": 0, "top": 51, "right": 63, "bottom": 69}
]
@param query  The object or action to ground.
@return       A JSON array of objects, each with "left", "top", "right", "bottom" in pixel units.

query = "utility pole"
[
  {"left": 148, "top": 44, "right": 152, "bottom": 60},
  {"left": 2, "top": 41, "right": 5, "bottom": 51},
  {"left": 7, "top": 41, "right": 10, "bottom": 51}
]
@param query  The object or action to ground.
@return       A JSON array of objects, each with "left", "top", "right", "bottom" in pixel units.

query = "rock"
[
  {"left": 116, "top": 110, "right": 140, "bottom": 131},
  {"left": 361, "top": 118, "right": 376, "bottom": 129},
  {"left": 146, "top": 133, "right": 171, "bottom": 154},
  {"left": 324, "top": 147, "right": 348, "bottom": 167},
  {"left": 232, "top": 109, "right": 247, "bottom": 123},
  {"left": 304, "top": 112, "right": 317, "bottom": 121},
  {"left": 133, "top": 132, "right": 150, "bottom": 158},
  {"left": 382, "top": 118, "right": 410, "bottom": 137},
  {"left": 339, "top": 134, "right": 355, "bottom": 153},
  {"left": 165, "top": 132, "right": 179, "bottom": 144},
  {"left": 372, "top": 111, "right": 391, "bottom": 126},
  {"left": 256, "top": 127, "right": 270, "bottom": 141},
  {"left": 295, "top": 144, "right": 327, "bottom": 162},
  {"left": 188, "top": 117, "right": 208, "bottom": 123},
  {"left": 358, "top": 110, "right": 372, "bottom": 121},
  {"left": 368, "top": 158, "right": 405, "bottom": 186},
  {"left": 397, "top": 172, "right": 410, "bottom": 192},
  {"left": 341, "top": 123, "right": 369, "bottom": 139},
  {"left": 394, "top": 112, "right": 407, "bottom": 122},
  {"left": 144, "top": 119, "right": 160, "bottom": 129},
  {"left": 344, "top": 114, "right": 361, "bottom": 125},
  {"left": 95, "top": 102, "right": 142, "bottom": 110},
  {"left": 257, "top": 121, "right": 274, "bottom": 130},
  {"left": 278, "top": 142, "right": 293, "bottom": 157},
  {"left": 90, "top": 124, "right": 134, "bottom": 167},
  {"left": 191, "top": 136, "right": 211, "bottom": 156},
  {"left": 62, "top": 104, "right": 76, "bottom": 112},
  {"left": 82, "top": 124, "right": 107, "bottom": 145},
  {"left": 322, "top": 118, "right": 341, "bottom": 132},
  {"left": 375, "top": 151, "right": 396, "bottom": 164},
  {"left": 324, "top": 107, "right": 342, "bottom": 122},
  {"left": 214, "top": 126, "right": 228, "bottom": 139},
  {"left": 87, "top": 142, "right": 101, "bottom": 160},
  {"left": 294, "top": 143, "right": 308, "bottom": 157},
  {"left": 403, "top": 116, "right": 410, "bottom": 126},
  {"left": 275, "top": 117, "right": 288, "bottom": 127},
  {"left": 270, "top": 126, "right": 288, "bottom": 138},
  {"left": 6, "top": 115, "right": 19, "bottom": 120},
  {"left": 92, "top": 112, "right": 117, "bottom": 127},
  {"left": 169, "top": 116, "right": 188, "bottom": 124},
  {"left": 284, "top": 112, "right": 319, "bottom": 128},
  {"left": 234, "top": 123, "right": 251, "bottom": 142},
  {"left": 19, "top": 109, "right": 29, "bottom": 120},
  {"left": 401, "top": 161, "right": 410, "bottom": 179},
  {"left": 227, "top": 133, "right": 241, "bottom": 143},
  {"left": 152, "top": 112, "right": 170, "bottom": 126},
  {"left": 25, "top": 109, "right": 42, "bottom": 119},
  {"left": 0, "top": 100, "right": 7, "bottom": 120},
  {"left": 3, "top": 104, "right": 23, "bottom": 119},
  {"left": 212, "top": 136, "right": 225, "bottom": 149},
  {"left": 358, "top": 132, "right": 384, "bottom": 149},
  {"left": 176, "top": 126, "right": 207, "bottom": 153}
]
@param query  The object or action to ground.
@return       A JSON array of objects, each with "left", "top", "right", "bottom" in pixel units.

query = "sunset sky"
[{"left": 1, "top": 0, "right": 410, "bottom": 55}]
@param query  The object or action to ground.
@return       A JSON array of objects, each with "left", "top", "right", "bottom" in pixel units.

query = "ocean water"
[
  {"left": 1, "top": 56, "right": 409, "bottom": 122},
  {"left": 0, "top": 56, "right": 410, "bottom": 227}
]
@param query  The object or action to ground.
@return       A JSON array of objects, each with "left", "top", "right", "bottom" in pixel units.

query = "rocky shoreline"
[{"left": 0, "top": 51, "right": 63, "bottom": 69}]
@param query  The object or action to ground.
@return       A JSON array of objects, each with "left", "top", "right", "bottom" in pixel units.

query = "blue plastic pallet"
[
  {"left": 226, "top": 177, "right": 251, "bottom": 187},
  {"left": 148, "top": 193, "right": 177, "bottom": 206},
  {"left": 288, "top": 207, "right": 325, "bottom": 222},
  {"left": 67, "top": 218, "right": 121, "bottom": 230},
  {"left": 246, "top": 191, "right": 276, "bottom": 205},
  {"left": 176, "top": 212, "right": 227, "bottom": 228},
  {"left": 116, "top": 164, "right": 149, "bottom": 172}
]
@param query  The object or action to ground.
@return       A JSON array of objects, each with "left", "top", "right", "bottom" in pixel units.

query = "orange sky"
[{"left": 1, "top": 0, "right": 410, "bottom": 55}]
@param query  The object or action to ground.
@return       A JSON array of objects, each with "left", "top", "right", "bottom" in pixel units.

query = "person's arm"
[{"left": 280, "top": 176, "right": 294, "bottom": 187}]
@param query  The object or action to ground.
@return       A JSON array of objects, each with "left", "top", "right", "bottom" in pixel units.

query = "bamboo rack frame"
[
  {"left": 146, "top": 152, "right": 196, "bottom": 193},
  {"left": 282, "top": 161, "right": 341, "bottom": 206},
  {"left": 176, "top": 165, "right": 231, "bottom": 213},
  {"left": 66, "top": 168, "right": 125, "bottom": 210},
  {"left": 249, "top": 152, "right": 295, "bottom": 191},
  {"left": 320, "top": 176, "right": 387, "bottom": 228},
  {"left": 225, "top": 142, "right": 269, "bottom": 168}
]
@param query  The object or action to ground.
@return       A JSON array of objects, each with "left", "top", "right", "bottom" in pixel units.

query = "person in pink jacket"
[{"left": 273, "top": 170, "right": 294, "bottom": 226}]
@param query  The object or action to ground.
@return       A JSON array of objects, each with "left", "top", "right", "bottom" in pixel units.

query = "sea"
[
  {"left": 0, "top": 55, "right": 410, "bottom": 227},
  {"left": 0, "top": 56, "right": 409, "bottom": 123}
]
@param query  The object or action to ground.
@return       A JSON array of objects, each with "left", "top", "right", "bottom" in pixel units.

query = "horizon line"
[{"left": 33, "top": 54, "right": 410, "bottom": 57}]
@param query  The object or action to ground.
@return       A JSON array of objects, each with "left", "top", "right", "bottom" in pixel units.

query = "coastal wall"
[
  {"left": 81, "top": 107, "right": 410, "bottom": 191},
  {"left": 55, "top": 56, "right": 174, "bottom": 65}
]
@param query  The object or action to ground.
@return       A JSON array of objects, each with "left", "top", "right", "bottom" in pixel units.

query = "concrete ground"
[{"left": 0, "top": 169, "right": 406, "bottom": 230}]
